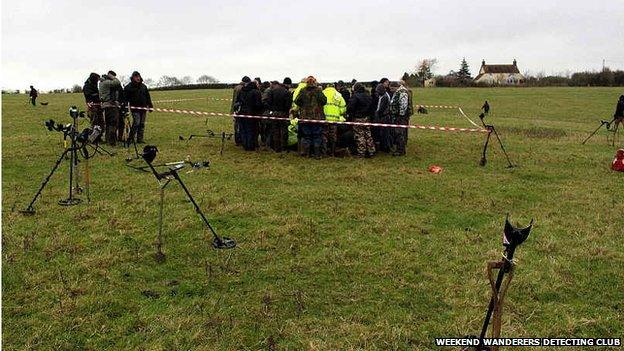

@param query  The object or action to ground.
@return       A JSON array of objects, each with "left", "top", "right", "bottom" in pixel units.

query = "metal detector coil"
[{"left": 141, "top": 145, "right": 236, "bottom": 256}]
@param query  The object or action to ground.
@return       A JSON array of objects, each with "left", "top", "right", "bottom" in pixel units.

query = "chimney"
[
  {"left": 513, "top": 59, "right": 517, "bottom": 66},
  {"left": 482, "top": 60, "right": 486, "bottom": 66}
]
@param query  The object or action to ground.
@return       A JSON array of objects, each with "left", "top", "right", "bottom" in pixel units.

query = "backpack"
[{"left": 612, "top": 149, "right": 624, "bottom": 172}]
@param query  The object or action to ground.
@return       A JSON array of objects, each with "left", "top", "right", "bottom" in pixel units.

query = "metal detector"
[
  {"left": 468, "top": 215, "right": 533, "bottom": 351},
  {"left": 178, "top": 129, "right": 234, "bottom": 156},
  {"left": 140, "top": 145, "right": 235, "bottom": 260},
  {"left": 479, "top": 113, "right": 514, "bottom": 168},
  {"left": 581, "top": 117, "right": 621, "bottom": 146},
  {"left": 21, "top": 106, "right": 92, "bottom": 214}
]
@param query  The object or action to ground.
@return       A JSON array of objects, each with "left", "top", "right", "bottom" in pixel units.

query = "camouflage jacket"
[
  {"left": 390, "top": 86, "right": 412, "bottom": 118},
  {"left": 294, "top": 86, "right": 327, "bottom": 120}
]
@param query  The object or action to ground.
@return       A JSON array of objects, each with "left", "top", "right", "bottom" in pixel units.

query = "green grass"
[{"left": 2, "top": 87, "right": 623, "bottom": 350}]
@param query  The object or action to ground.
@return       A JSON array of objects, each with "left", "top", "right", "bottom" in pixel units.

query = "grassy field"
[{"left": 2, "top": 87, "right": 622, "bottom": 350}]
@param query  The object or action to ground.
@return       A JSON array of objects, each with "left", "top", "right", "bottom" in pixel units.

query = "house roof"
[{"left": 481, "top": 64, "right": 520, "bottom": 74}]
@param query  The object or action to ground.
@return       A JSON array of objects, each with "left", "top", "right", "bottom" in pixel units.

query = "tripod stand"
[
  {"left": 581, "top": 117, "right": 621, "bottom": 146},
  {"left": 21, "top": 107, "right": 86, "bottom": 214},
  {"left": 141, "top": 145, "right": 235, "bottom": 261},
  {"left": 479, "top": 113, "right": 514, "bottom": 168}
]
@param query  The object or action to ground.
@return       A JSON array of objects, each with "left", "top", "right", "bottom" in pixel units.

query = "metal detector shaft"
[
  {"left": 22, "top": 148, "right": 71, "bottom": 213},
  {"left": 490, "top": 127, "right": 514, "bottom": 168},
  {"left": 171, "top": 172, "right": 223, "bottom": 245},
  {"left": 582, "top": 123, "right": 606, "bottom": 145},
  {"left": 477, "top": 246, "right": 517, "bottom": 348}
]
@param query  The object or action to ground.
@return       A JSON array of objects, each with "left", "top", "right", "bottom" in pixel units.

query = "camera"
[
  {"left": 69, "top": 106, "right": 85, "bottom": 119},
  {"left": 44, "top": 119, "right": 71, "bottom": 133},
  {"left": 75, "top": 126, "right": 102, "bottom": 144}
]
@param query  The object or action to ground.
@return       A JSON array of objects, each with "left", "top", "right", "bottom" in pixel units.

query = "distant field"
[{"left": 2, "top": 87, "right": 622, "bottom": 350}]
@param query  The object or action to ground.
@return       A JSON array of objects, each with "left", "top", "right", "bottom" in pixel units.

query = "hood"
[
  {"left": 86, "top": 73, "right": 100, "bottom": 85},
  {"left": 242, "top": 81, "right": 258, "bottom": 92},
  {"left": 353, "top": 83, "right": 366, "bottom": 93},
  {"left": 304, "top": 85, "right": 318, "bottom": 91}
]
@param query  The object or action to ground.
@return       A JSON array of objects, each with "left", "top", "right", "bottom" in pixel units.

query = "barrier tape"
[
  {"left": 152, "top": 97, "right": 231, "bottom": 103},
  {"left": 418, "top": 104, "right": 458, "bottom": 109},
  {"left": 458, "top": 107, "right": 481, "bottom": 128},
  {"left": 129, "top": 105, "right": 488, "bottom": 133}
]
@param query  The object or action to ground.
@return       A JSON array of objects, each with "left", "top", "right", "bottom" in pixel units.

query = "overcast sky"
[{"left": 2, "top": 0, "right": 623, "bottom": 91}]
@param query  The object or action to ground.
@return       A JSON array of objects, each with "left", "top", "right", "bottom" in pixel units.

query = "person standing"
[
  {"left": 236, "top": 78, "right": 263, "bottom": 151},
  {"left": 612, "top": 95, "right": 624, "bottom": 135},
  {"left": 322, "top": 83, "right": 346, "bottom": 156},
  {"left": 264, "top": 80, "right": 293, "bottom": 152},
  {"left": 389, "top": 81, "right": 412, "bottom": 156},
  {"left": 99, "top": 71, "right": 123, "bottom": 146},
  {"left": 83, "top": 73, "right": 104, "bottom": 135},
  {"left": 347, "top": 83, "right": 375, "bottom": 157},
  {"left": 375, "top": 81, "right": 392, "bottom": 152},
  {"left": 371, "top": 78, "right": 390, "bottom": 149},
  {"left": 260, "top": 81, "right": 272, "bottom": 147},
  {"left": 29, "top": 85, "right": 38, "bottom": 106},
  {"left": 232, "top": 76, "right": 251, "bottom": 146},
  {"left": 123, "top": 71, "right": 153, "bottom": 144},
  {"left": 336, "top": 80, "right": 351, "bottom": 109},
  {"left": 294, "top": 76, "right": 327, "bottom": 158},
  {"left": 482, "top": 100, "right": 490, "bottom": 115}
]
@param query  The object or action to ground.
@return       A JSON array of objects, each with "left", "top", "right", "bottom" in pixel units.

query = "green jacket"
[
  {"left": 291, "top": 82, "right": 307, "bottom": 111},
  {"left": 99, "top": 77, "right": 122, "bottom": 106},
  {"left": 294, "top": 85, "right": 327, "bottom": 120}
]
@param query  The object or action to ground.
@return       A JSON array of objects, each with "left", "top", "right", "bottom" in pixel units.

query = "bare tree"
[
  {"left": 416, "top": 58, "right": 438, "bottom": 82},
  {"left": 179, "top": 76, "right": 194, "bottom": 85},
  {"left": 71, "top": 84, "right": 82, "bottom": 93},
  {"left": 197, "top": 75, "right": 219, "bottom": 84},
  {"left": 143, "top": 78, "right": 154, "bottom": 87},
  {"left": 156, "top": 75, "right": 182, "bottom": 87},
  {"left": 119, "top": 75, "right": 130, "bottom": 86}
]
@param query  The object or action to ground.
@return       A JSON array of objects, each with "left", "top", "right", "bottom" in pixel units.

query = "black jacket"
[
  {"left": 83, "top": 75, "right": 100, "bottom": 103},
  {"left": 615, "top": 96, "right": 624, "bottom": 118},
  {"left": 236, "top": 82, "right": 263, "bottom": 115},
  {"left": 264, "top": 84, "right": 292, "bottom": 115},
  {"left": 347, "top": 86, "right": 373, "bottom": 120},
  {"left": 123, "top": 81, "right": 153, "bottom": 109},
  {"left": 338, "top": 87, "right": 351, "bottom": 106}
]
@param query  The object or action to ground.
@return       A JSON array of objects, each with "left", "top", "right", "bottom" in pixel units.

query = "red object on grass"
[
  {"left": 428, "top": 165, "right": 443, "bottom": 174},
  {"left": 612, "top": 149, "right": 624, "bottom": 172}
]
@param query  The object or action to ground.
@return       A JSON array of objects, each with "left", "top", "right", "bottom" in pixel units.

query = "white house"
[{"left": 473, "top": 60, "right": 525, "bottom": 85}]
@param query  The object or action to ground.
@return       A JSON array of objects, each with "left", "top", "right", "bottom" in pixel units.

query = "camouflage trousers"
[
  {"left": 323, "top": 125, "right": 338, "bottom": 156},
  {"left": 353, "top": 118, "right": 375, "bottom": 156},
  {"left": 392, "top": 116, "right": 410, "bottom": 155},
  {"left": 88, "top": 105, "right": 104, "bottom": 130}
]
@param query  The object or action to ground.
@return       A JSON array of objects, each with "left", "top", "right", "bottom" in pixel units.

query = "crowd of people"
[
  {"left": 231, "top": 76, "right": 414, "bottom": 158},
  {"left": 82, "top": 70, "right": 153, "bottom": 146}
]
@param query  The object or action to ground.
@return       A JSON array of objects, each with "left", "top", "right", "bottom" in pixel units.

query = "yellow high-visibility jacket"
[
  {"left": 291, "top": 82, "right": 307, "bottom": 112},
  {"left": 322, "top": 87, "right": 346, "bottom": 122}
]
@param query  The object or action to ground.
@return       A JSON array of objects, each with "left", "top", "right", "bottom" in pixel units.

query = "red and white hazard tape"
[
  {"left": 152, "top": 97, "right": 231, "bottom": 103},
  {"left": 130, "top": 105, "right": 488, "bottom": 133},
  {"left": 418, "top": 104, "right": 458, "bottom": 109}
]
